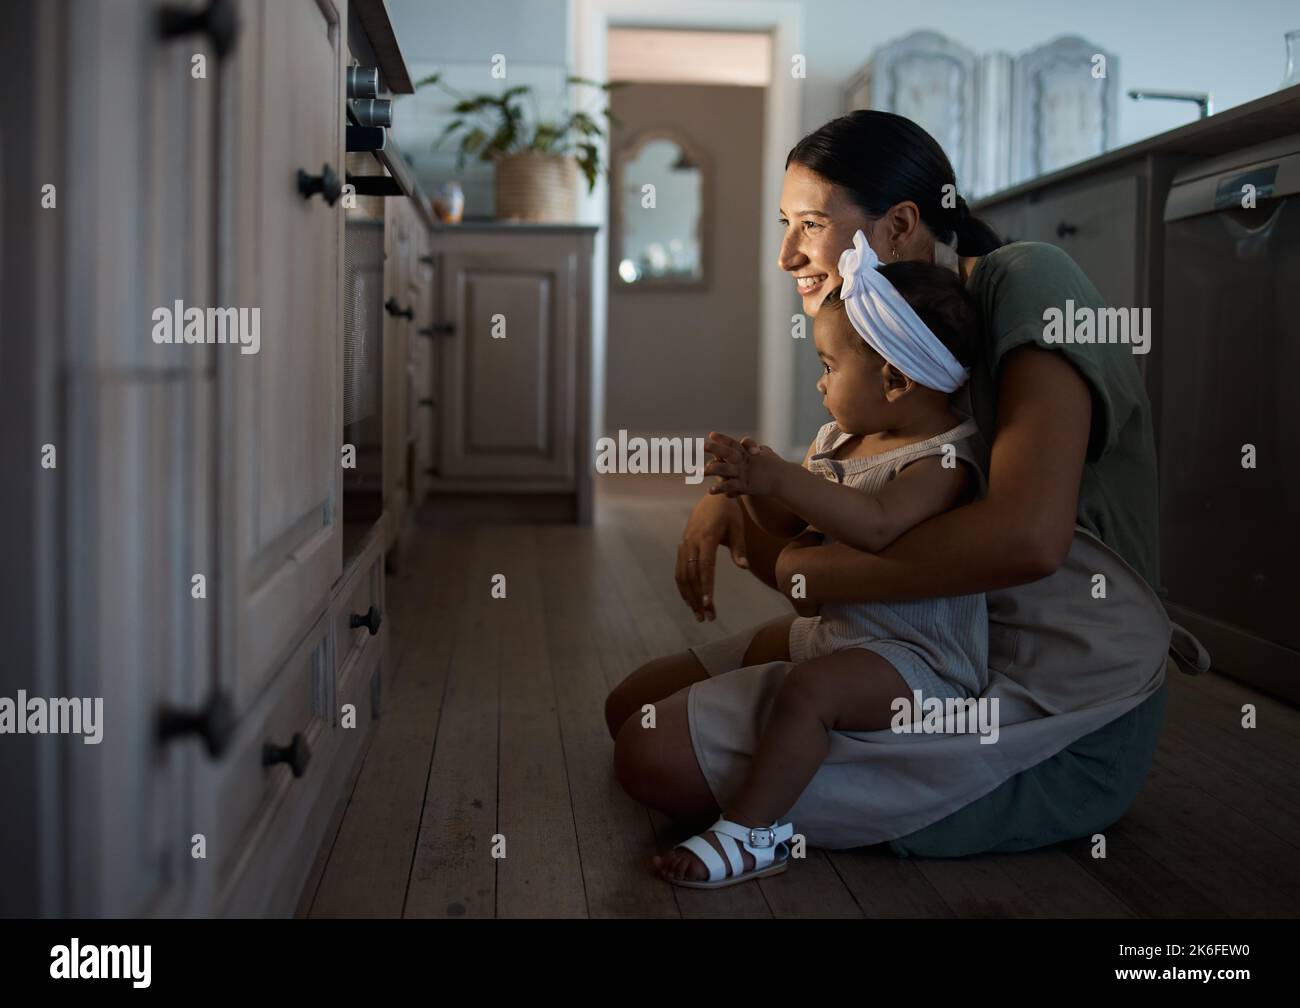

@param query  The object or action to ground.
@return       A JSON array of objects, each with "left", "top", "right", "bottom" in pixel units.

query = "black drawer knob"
[
  {"left": 350, "top": 605, "right": 382, "bottom": 636},
  {"left": 384, "top": 298, "right": 414, "bottom": 320},
  {"left": 298, "top": 164, "right": 341, "bottom": 206},
  {"left": 157, "top": 690, "right": 235, "bottom": 759},
  {"left": 262, "top": 733, "right": 311, "bottom": 777},
  {"left": 1055, "top": 221, "right": 1078, "bottom": 238},
  {"left": 158, "top": 0, "right": 239, "bottom": 60}
]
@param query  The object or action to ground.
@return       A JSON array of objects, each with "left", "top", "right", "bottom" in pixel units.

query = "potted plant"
[{"left": 416, "top": 72, "right": 623, "bottom": 223}]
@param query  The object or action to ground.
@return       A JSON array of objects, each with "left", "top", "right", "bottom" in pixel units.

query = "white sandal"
[{"left": 665, "top": 817, "right": 795, "bottom": 889}]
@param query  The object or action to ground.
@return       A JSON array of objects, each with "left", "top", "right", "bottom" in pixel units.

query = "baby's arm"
[
  {"left": 706, "top": 433, "right": 816, "bottom": 540},
  {"left": 772, "top": 455, "right": 977, "bottom": 553}
]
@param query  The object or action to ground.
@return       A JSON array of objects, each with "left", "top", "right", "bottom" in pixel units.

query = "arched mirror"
[{"left": 613, "top": 131, "right": 705, "bottom": 286}]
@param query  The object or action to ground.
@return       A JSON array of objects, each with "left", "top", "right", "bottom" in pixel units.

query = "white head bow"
[{"left": 835, "top": 230, "right": 969, "bottom": 393}]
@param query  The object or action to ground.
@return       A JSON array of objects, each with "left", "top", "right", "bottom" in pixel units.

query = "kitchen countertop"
[{"left": 975, "top": 82, "right": 1300, "bottom": 207}]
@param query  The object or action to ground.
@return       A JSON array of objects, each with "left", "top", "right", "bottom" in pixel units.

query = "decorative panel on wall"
[
  {"left": 845, "top": 31, "right": 979, "bottom": 196},
  {"left": 846, "top": 30, "right": 1121, "bottom": 198},
  {"left": 1010, "top": 34, "right": 1120, "bottom": 185}
]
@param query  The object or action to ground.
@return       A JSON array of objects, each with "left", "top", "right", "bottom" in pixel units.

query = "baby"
[{"left": 656, "top": 230, "right": 990, "bottom": 888}]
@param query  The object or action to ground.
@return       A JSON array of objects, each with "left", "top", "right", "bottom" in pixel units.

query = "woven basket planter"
[{"left": 493, "top": 152, "right": 578, "bottom": 223}]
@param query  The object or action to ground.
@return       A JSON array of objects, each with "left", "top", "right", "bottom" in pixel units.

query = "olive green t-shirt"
[{"left": 964, "top": 241, "right": 1161, "bottom": 592}]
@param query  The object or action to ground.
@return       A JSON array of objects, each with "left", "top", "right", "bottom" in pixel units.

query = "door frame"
[{"left": 573, "top": 0, "right": 803, "bottom": 454}]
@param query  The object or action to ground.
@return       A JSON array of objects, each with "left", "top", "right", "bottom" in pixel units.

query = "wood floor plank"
[
  {"left": 1180, "top": 668, "right": 1300, "bottom": 745},
  {"left": 1059, "top": 806, "right": 1228, "bottom": 918},
  {"left": 308, "top": 528, "right": 471, "bottom": 917},
  {"left": 1157, "top": 712, "right": 1300, "bottom": 848},
  {"left": 826, "top": 848, "right": 956, "bottom": 918},
  {"left": 1110, "top": 758, "right": 1300, "bottom": 917},
  {"left": 494, "top": 525, "right": 587, "bottom": 918},
  {"left": 914, "top": 847, "right": 1135, "bottom": 918},
  {"left": 304, "top": 481, "right": 1300, "bottom": 918},
  {"left": 1165, "top": 671, "right": 1300, "bottom": 773},
  {"left": 403, "top": 525, "right": 503, "bottom": 918},
  {"left": 535, "top": 524, "right": 683, "bottom": 917}
]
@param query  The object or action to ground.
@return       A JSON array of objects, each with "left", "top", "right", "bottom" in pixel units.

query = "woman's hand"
[
  {"left": 676, "top": 491, "right": 750, "bottom": 622},
  {"left": 703, "top": 432, "right": 793, "bottom": 498}
]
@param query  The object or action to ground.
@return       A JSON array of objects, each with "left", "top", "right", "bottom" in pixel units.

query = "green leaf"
[{"left": 414, "top": 72, "right": 442, "bottom": 88}]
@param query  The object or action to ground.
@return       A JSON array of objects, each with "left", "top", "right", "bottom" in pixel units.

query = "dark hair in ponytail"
[{"left": 786, "top": 110, "right": 1005, "bottom": 256}]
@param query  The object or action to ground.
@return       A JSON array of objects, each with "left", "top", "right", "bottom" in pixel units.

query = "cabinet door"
[
  {"left": 48, "top": 0, "right": 222, "bottom": 918},
  {"left": 1020, "top": 175, "right": 1141, "bottom": 308},
  {"left": 382, "top": 197, "right": 412, "bottom": 538},
  {"left": 409, "top": 228, "right": 433, "bottom": 503},
  {"left": 224, "top": 0, "right": 345, "bottom": 709},
  {"left": 438, "top": 246, "right": 577, "bottom": 482}
]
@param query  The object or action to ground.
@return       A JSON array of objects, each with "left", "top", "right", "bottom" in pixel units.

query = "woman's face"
[{"left": 778, "top": 163, "right": 885, "bottom": 316}]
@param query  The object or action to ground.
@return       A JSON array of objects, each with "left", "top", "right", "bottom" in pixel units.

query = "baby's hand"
[{"left": 704, "top": 432, "right": 787, "bottom": 497}]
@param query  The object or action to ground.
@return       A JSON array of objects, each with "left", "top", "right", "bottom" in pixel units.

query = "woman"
[{"left": 606, "top": 110, "right": 1194, "bottom": 863}]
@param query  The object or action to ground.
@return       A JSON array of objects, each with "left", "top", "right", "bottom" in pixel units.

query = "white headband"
[{"left": 836, "top": 230, "right": 970, "bottom": 393}]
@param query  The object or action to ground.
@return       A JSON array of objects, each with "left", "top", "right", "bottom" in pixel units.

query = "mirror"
[{"left": 615, "top": 134, "right": 704, "bottom": 285}]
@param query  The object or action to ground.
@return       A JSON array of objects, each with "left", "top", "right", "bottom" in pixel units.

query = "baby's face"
[{"left": 814, "top": 310, "right": 893, "bottom": 434}]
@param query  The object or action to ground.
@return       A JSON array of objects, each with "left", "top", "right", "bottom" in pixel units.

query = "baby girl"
[{"left": 655, "top": 230, "right": 990, "bottom": 888}]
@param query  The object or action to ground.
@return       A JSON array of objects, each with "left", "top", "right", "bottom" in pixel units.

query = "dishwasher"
[{"left": 1160, "top": 134, "right": 1300, "bottom": 702}]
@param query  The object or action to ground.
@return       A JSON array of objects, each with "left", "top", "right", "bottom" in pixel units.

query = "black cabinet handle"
[
  {"left": 385, "top": 298, "right": 414, "bottom": 320},
  {"left": 430, "top": 322, "right": 454, "bottom": 336},
  {"left": 262, "top": 733, "right": 311, "bottom": 777},
  {"left": 418, "top": 398, "right": 435, "bottom": 407},
  {"left": 1056, "top": 221, "right": 1078, "bottom": 238},
  {"left": 157, "top": 690, "right": 235, "bottom": 759},
  {"left": 350, "top": 605, "right": 382, "bottom": 636},
  {"left": 158, "top": 0, "right": 239, "bottom": 60},
  {"left": 298, "top": 164, "right": 341, "bottom": 206},
  {"left": 419, "top": 255, "right": 435, "bottom": 266}
]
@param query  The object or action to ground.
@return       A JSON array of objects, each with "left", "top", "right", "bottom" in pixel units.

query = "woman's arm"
[
  {"left": 778, "top": 529, "right": 825, "bottom": 616},
  {"left": 776, "top": 346, "right": 1090, "bottom": 603}
]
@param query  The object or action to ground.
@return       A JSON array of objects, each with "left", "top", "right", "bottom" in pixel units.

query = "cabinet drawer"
[
  {"left": 211, "top": 612, "right": 332, "bottom": 902},
  {"left": 333, "top": 529, "right": 386, "bottom": 697}
]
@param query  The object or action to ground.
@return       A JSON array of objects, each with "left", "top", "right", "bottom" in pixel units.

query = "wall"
[
  {"left": 605, "top": 83, "right": 765, "bottom": 437},
  {"left": 386, "top": 0, "right": 572, "bottom": 216},
  {"left": 390, "top": 0, "right": 1300, "bottom": 451},
  {"left": 798, "top": 0, "right": 1300, "bottom": 153}
]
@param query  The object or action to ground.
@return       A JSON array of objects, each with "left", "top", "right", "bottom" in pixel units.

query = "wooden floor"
[{"left": 296, "top": 475, "right": 1300, "bottom": 918}]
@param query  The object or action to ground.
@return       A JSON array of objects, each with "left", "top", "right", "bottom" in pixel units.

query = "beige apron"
[{"left": 686, "top": 526, "right": 1209, "bottom": 849}]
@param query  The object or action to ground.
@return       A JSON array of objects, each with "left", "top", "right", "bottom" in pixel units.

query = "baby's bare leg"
[
  {"left": 728, "top": 648, "right": 909, "bottom": 827},
  {"left": 658, "top": 648, "right": 909, "bottom": 882}
]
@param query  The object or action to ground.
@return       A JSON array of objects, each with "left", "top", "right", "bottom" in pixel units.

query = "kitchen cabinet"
[
  {"left": 3, "top": 0, "right": 407, "bottom": 919},
  {"left": 424, "top": 225, "right": 597, "bottom": 524}
]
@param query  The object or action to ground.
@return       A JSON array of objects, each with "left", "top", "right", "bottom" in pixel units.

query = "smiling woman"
[{"left": 607, "top": 109, "right": 1200, "bottom": 870}]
